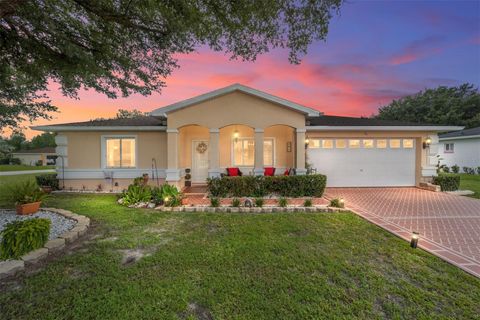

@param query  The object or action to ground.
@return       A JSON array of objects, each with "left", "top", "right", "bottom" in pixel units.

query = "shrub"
[
  {"left": 210, "top": 197, "right": 220, "bottom": 207},
  {"left": 451, "top": 165, "right": 460, "bottom": 174},
  {"left": 278, "top": 197, "right": 288, "bottom": 207},
  {"left": 477, "top": 167, "right": 480, "bottom": 175},
  {"left": 432, "top": 174, "right": 460, "bottom": 191},
  {"left": 254, "top": 198, "right": 264, "bottom": 207},
  {"left": 207, "top": 174, "right": 327, "bottom": 198},
  {"left": 0, "top": 180, "right": 47, "bottom": 206},
  {"left": 0, "top": 218, "right": 51, "bottom": 260},
  {"left": 9, "top": 158, "right": 21, "bottom": 165},
  {"left": 121, "top": 184, "right": 152, "bottom": 206},
  {"left": 161, "top": 184, "right": 183, "bottom": 207},
  {"left": 442, "top": 166, "right": 450, "bottom": 173},
  {"left": 35, "top": 160, "right": 43, "bottom": 166},
  {"left": 329, "top": 198, "right": 345, "bottom": 208},
  {"left": 303, "top": 199, "right": 312, "bottom": 207},
  {"left": 463, "top": 167, "right": 475, "bottom": 175},
  {"left": 35, "top": 174, "right": 59, "bottom": 190},
  {"left": 231, "top": 198, "right": 241, "bottom": 207}
]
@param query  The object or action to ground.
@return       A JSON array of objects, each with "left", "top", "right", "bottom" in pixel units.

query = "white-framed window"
[
  {"left": 322, "top": 139, "right": 334, "bottom": 149},
  {"left": 233, "top": 138, "right": 274, "bottom": 166},
  {"left": 363, "top": 139, "right": 374, "bottom": 148},
  {"left": 104, "top": 137, "right": 136, "bottom": 168},
  {"left": 376, "top": 139, "right": 387, "bottom": 148},
  {"left": 403, "top": 139, "right": 414, "bottom": 148},
  {"left": 349, "top": 139, "right": 360, "bottom": 148},
  {"left": 389, "top": 139, "right": 401, "bottom": 149},
  {"left": 444, "top": 143, "right": 454, "bottom": 153},
  {"left": 335, "top": 139, "right": 346, "bottom": 149},
  {"left": 309, "top": 139, "right": 321, "bottom": 149}
]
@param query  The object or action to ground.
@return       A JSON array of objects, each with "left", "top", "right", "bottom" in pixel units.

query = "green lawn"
[
  {"left": 0, "top": 194, "right": 478, "bottom": 319},
  {"left": 0, "top": 164, "right": 55, "bottom": 172},
  {"left": 0, "top": 173, "right": 41, "bottom": 186},
  {"left": 460, "top": 174, "right": 480, "bottom": 198}
]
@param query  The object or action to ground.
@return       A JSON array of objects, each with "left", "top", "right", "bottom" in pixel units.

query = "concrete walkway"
[
  {"left": 0, "top": 169, "right": 55, "bottom": 176},
  {"left": 325, "top": 187, "right": 480, "bottom": 278}
]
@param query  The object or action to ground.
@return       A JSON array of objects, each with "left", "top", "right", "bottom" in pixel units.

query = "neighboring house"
[
  {"left": 32, "top": 84, "right": 462, "bottom": 191},
  {"left": 439, "top": 127, "right": 480, "bottom": 169},
  {"left": 11, "top": 147, "right": 57, "bottom": 166}
]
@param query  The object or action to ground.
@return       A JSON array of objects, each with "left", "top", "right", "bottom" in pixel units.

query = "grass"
[
  {"left": 0, "top": 193, "right": 478, "bottom": 319},
  {"left": 460, "top": 173, "right": 480, "bottom": 198},
  {"left": 0, "top": 164, "right": 54, "bottom": 172},
  {"left": 0, "top": 173, "right": 39, "bottom": 186}
]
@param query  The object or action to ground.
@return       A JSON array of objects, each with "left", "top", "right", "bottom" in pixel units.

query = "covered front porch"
[{"left": 165, "top": 124, "right": 307, "bottom": 187}]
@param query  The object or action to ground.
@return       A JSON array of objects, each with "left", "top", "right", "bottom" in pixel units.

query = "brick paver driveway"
[{"left": 325, "top": 187, "right": 480, "bottom": 278}]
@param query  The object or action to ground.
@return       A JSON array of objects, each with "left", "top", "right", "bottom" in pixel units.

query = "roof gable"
[{"left": 150, "top": 84, "right": 321, "bottom": 117}]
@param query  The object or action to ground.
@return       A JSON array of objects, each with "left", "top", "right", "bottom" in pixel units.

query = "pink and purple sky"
[{"left": 23, "top": 0, "right": 480, "bottom": 138}]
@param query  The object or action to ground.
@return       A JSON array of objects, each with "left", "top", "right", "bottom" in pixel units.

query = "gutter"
[
  {"left": 31, "top": 126, "right": 167, "bottom": 132},
  {"left": 306, "top": 126, "right": 464, "bottom": 132}
]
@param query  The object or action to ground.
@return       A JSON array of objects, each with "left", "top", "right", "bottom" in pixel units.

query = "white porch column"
[
  {"left": 254, "top": 128, "right": 264, "bottom": 176},
  {"left": 166, "top": 129, "right": 181, "bottom": 183},
  {"left": 208, "top": 128, "right": 221, "bottom": 178},
  {"left": 295, "top": 128, "right": 307, "bottom": 175}
]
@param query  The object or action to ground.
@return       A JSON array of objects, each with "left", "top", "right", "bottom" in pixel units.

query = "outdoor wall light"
[
  {"left": 233, "top": 130, "right": 239, "bottom": 142},
  {"left": 305, "top": 137, "right": 310, "bottom": 149},
  {"left": 422, "top": 137, "right": 432, "bottom": 149},
  {"left": 410, "top": 232, "right": 419, "bottom": 248}
]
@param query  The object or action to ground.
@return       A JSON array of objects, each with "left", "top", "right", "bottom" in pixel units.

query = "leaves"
[
  {"left": 374, "top": 83, "right": 480, "bottom": 128},
  {"left": 1, "top": 0, "right": 342, "bottom": 129}
]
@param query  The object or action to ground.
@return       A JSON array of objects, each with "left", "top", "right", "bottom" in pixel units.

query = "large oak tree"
[{"left": 1, "top": 0, "right": 342, "bottom": 129}]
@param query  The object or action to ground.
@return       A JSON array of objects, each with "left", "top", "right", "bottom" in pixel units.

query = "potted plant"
[{"left": 1, "top": 180, "right": 47, "bottom": 215}]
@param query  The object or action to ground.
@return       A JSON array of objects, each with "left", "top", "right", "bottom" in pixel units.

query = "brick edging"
[
  {"left": 0, "top": 208, "right": 90, "bottom": 280},
  {"left": 155, "top": 205, "right": 343, "bottom": 213}
]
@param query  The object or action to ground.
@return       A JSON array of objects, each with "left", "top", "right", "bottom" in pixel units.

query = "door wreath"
[{"left": 196, "top": 142, "right": 208, "bottom": 154}]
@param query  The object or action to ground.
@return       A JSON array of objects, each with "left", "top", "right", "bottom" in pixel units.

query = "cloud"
[{"left": 389, "top": 35, "right": 446, "bottom": 65}]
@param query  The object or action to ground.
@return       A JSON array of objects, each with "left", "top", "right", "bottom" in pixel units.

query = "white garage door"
[{"left": 307, "top": 138, "right": 416, "bottom": 187}]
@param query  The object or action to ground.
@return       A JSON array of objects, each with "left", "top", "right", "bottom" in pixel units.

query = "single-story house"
[
  {"left": 32, "top": 84, "right": 462, "bottom": 191},
  {"left": 11, "top": 147, "right": 57, "bottom": 166},
  {"left": 439, "top": 126, "right": 480, "bottom": 169}
]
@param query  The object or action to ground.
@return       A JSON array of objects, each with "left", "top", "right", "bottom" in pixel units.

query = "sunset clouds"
[{"left": 18, "top": 0, "right": 480, "bottom": 138}]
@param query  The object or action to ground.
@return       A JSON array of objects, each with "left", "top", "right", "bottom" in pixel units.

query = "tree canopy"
[
  {"left": 1, "top": 0, "right": 342, "bottom": 129},
  {"left": 374, "top": 83, "right": 480, "bottom": 128}
]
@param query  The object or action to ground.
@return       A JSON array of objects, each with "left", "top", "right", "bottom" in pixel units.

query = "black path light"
[{"left": 410, "top": 232, "right": 419, "bottom": 248}]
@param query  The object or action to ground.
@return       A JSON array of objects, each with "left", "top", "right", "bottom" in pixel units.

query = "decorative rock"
[
  {"left": 21, "top": 248, "right": 48, "bottom": 265},
  {"left": 196, "top": 207, "right": 205, "bottom": 212},
  {"left": 147, "top": 202, "right": 156, "bottom": 209},
  {"left": 59, "top": 230, "right": 79, "bottom": 243},
  {"left": 262, "top": 208, "right": 272, "bottom": 213},
  {"left": 0, "top": 260, "right": 24, "bottom": 279},
  {"left": 71, "top": 224, "right": 88, "bottom": 236},
  {"left": 185, "top": 207, "right": 195, "bottom": 212},
  {"left": 252, "top": 207, "right": 262, "bottom": 213},
  {"left": 45, "top": 238, "right": 66, "bottom": 252},
  {"left": 296, "top": 207, "right": 306, "bottom": 212},
  {"left": 206, "top": 207, "right": 216, "bottom": 213},
  {"left": 230, "top": 208, "right": 240, "bottom": 213},
  {"left": 240, "top": 208, "right": 250, "bottom": 213}
]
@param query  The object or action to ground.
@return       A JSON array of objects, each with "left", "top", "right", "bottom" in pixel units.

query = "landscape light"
[{"left": 410, "top": 232, "right": 419, "bottom": 249}]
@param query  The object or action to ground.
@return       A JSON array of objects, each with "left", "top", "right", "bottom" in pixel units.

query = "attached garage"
[{"left": 307, "top": 138, "right": 416, "bottom": 187}]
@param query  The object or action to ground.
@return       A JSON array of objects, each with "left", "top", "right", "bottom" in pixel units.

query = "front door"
[{"left": 192, "top": 140, "right": 209, "bottom": 182}]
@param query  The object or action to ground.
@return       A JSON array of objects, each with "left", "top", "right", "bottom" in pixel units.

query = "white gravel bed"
[{"left": 0, "top": 209, "right": 76, "bottom": 240}]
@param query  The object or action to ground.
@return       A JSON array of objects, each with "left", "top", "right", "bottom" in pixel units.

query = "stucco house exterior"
[
  {"left": 32, "top": 84, "right": 462, "bottom": 191},
  {"left": 11, "top": 147, "right": 57, "bottom": 166},
  {"left": 439, "top": 127, "right": 480, "bottom": 169}
]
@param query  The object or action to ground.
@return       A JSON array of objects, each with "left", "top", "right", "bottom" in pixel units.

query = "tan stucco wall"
[
  {"left": 62, "top": 178, "right": 166, "bottom": 192},
  {"left": 167, "top": 91, "right": 306, "bottom": 130},
  {"left": 307, "top": 130, "right": 433, "bottom": 185},
  {"left": 64, "top": 131, "right": 167, "bottom": 169},
  {"left": 177, "top": 125, "right": 295, "bottom": 170}
]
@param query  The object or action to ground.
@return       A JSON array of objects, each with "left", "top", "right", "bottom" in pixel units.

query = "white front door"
[{"left": 192, "top": 140, "right": 209, "bottom": 182}]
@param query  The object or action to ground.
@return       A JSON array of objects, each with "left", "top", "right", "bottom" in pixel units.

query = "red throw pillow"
[
  {"left": 227, "top": 167, "right": 240, "bottom": 176},
  {"left": 284, "top": 168, "right": 290, "bottom": 176},
  {"left": 264, "top": 167, "right": 275, "bottom": 176}
]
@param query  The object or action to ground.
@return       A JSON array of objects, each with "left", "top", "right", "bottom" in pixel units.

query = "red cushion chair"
[
  {"left": 227, "top": 167, "right": 241, "bottom": 176},
  {"left": 264, "top": 167, "right": 275, "bottom": 176}
]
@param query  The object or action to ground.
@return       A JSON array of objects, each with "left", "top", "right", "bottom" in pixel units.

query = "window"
[
  {"left": 309, "top": 139, "right": 321, "bottom": 149},
  {"left": 105, "top": 137, "right": 136, "bottom": 168},
  {"left": 322, "top": 139, "right": 333, "bottom": 149},
  {"left": 403, "top": 139, "right": 414, "bottom": 149},
  {"left": 377, "top": 139, "right": 387, "bottom": 148},
  {"left": 335, "top": 139, "right": 346, "bottom": 149},
  {"left": 363, "top": 139, "right": 374, "bottom": 148},
  {"left": 444, "top": 143, "right": 454, "bottom": 153},
  {"left": 233, "top": 138, "right": 274, "bottom": 166},
  {"left": 349, "top": 139, "right": 360, "bottom": 148},
  {"left": 389, "top": 139, "right": 401, "bottom": 148}
]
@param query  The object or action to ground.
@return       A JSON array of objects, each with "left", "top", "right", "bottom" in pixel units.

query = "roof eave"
[
  {"left": 306, "top": 125, "right": 465, "bottom": 132},
  {"left": 439, "top": 134, "right": 480, "bottom": 141},
  {"left": 31, "top": 125, "right": 167, "bottom": 132}
]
